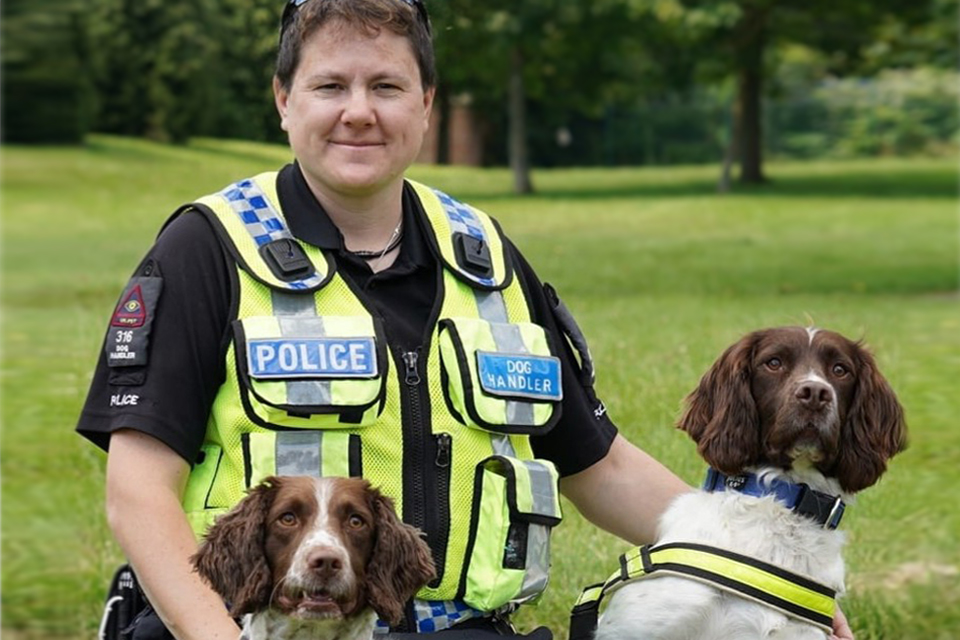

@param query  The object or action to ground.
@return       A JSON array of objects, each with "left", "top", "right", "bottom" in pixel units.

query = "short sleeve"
[
  {"left": 75, "top": 211, "right": 233, "bottom": 465},
  {"left": 506, "top": 242, "right": 618, "bottom": 476}
]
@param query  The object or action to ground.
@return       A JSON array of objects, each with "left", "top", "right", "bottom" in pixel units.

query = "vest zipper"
[
  {"left": 429, "top": 432, "right": 452, "bottom": 588},
  {"left": 400, "top": 348, "right": 428, "bottom": 535},
  {"left": 399, "top": 349, "right": 452, "bottom": 595},
  {"left": 399, "top": 347, "right": 428, "bottom": 633}
]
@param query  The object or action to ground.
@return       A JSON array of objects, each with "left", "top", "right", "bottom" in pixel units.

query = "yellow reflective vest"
[{"left": 179, "top": 172, "right": 563, "bottom": 612}]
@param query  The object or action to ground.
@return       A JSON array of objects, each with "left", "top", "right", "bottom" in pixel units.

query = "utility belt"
[{"left": 568, "top": 542, "right": 837, "bottom": 640}]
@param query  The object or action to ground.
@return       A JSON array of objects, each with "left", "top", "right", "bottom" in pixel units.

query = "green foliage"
[
  {"left": 2, "top": 1, "right": 92, "bottom": 143},
  {"left": 813, "top": 68, "right": 960, "bottom": 158},
  {"left": 2, "top": 137, "right": 958, "bottom": 638},
  {"left": 525, "top": 66, "right": 958, "bottom": 166}
]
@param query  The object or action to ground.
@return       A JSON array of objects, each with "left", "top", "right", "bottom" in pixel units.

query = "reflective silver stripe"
[
  {"left": 275, "top": 431, "right": 322, "bottom": 476},
  {"left": 475, "top": 290, "right": 509, "bottom": 323},
  {"left": 491, "top": 434, "right": 517, "bottom": 457},
  {"left": 517, "top": 459, "right": 559, "bottom": 601},
  {"left": 526, "top": 460, "right": 558, "bottom": 518},
  {"left": 519, "top": 524, "right": 551, "bottom": 601},
  {"left": 474, "top": 291, "right": 534, "bottom": 426},
  {"left": 220, "top": 179, "right": 324, "bottom": 290},
  {"left": 272, "top": 291, "right": 316, "bottom": 317},
  {"left": 273, "top": 295, "right": 332, "bottom": 406}
]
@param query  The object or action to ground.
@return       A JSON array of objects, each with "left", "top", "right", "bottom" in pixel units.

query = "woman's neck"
[{"left": 303, "top": 176, "right": 405, "bottom": 253}]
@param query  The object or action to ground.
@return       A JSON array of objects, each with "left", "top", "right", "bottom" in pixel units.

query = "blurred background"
[
  {"left": 2, "top": 1, "right": 958, "bottom": 639},
  {"left": 3, "top": 0, "right": 956, "bottom": 185}
]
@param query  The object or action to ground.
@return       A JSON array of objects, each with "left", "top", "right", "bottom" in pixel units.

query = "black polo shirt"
[{"left": 76, "top": 164, "right": 617, "bottom": 476}]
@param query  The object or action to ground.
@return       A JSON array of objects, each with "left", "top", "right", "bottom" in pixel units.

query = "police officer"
[{"left": 77, "top": 0, "right": 695, "bottom": 638}]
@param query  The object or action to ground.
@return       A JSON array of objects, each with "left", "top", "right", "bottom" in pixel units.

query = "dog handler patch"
[
  {"left": 106, "top": 275, "right": 163, "bottom": 367},
  {"left": 476, "top": 352, "right": 562, "bottom": 402}
]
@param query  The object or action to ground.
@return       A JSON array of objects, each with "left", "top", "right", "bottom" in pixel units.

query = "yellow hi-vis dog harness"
[{"left": 568, "top": 542, "right": 837, "bottom": 639}]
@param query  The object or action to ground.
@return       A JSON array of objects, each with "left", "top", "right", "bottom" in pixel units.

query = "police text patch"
[
  {"left": 106, "top": 275, "right": 163, "bottom": 367},
  {"left": 476, "top": 352, "right": 562, "bottom": 402},
  {"left": 247, "top": 338, "right": 378, "bottom": 379}
]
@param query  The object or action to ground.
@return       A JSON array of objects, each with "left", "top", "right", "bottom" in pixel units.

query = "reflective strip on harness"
[
  {"left": 569, "top": 542, "right": 837, "bottom": 640},
  {"left": 219, "top": 179, "right": 325, "bottom": 291}
]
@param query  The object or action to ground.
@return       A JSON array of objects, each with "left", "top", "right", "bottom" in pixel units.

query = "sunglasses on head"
[{"left": 280, "top": 0, "right": 431, "bottom": 40}]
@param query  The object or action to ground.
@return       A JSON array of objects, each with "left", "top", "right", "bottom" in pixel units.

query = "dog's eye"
[
  {"left": 348, "top": 514, "right": 366, "bottom": 529},
  {"left": 832, "top": 363, "right": 849, "bottom": 377},
  {"left": 278, "top": 512, "right": 298, "bottom": 527},
  {"left": 764, "top": 357, "right": 783, "bottom": 371}
]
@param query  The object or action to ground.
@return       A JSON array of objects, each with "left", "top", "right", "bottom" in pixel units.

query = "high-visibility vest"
[{"left": 179, "top": 172, "right": 563, "bottom": 611}]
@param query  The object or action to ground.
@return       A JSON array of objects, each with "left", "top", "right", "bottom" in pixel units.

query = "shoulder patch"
[
  {"left": 111, "top": 284, "right": 148, "bottom": 328},
  {"left": 106, "top": 264, "right": 163, "bottom": 368}
]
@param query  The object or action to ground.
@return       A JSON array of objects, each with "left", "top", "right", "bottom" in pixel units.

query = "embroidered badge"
[
  {"left": 111, "top": 285, "right": 147, "bottom": 327},
  {"left": 105, "top": 273, "right": 163, "bottom": 368},
  {"left": 247, "top": 338, "right": 378, "bottom": 379},
  {"left": 476, "top": 352, "right": 563, "bottom": 402}
]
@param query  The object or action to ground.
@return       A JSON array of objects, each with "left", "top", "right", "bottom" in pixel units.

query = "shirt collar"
[{"left": 276, "top": 162, "right": 432, "bottom": 269}]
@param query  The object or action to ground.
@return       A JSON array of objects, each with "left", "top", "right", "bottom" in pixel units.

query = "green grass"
[{"left": 2, "top": 135, "right": 958, "bottom": 638}]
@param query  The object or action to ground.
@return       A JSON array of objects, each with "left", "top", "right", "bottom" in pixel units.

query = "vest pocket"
[
  {"left": 460, "top": 456, "right": 562, "bottom": 611},
  {"left": 242, "top": 430, "right": 363, "bottom": 489},
  {"left": 233, "top": 315, "right": 387, "bottom": 428},
  {"left": 438, "top": 318, "right": 562, "bottom": 435}
]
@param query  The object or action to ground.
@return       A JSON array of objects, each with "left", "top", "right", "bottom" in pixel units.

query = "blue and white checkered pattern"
[
  {"left": 432, "top": 188, "right": 496, "bottom": 287},
  {"left": 373, "top": 599, "right": 484, "bottom": 634},
  {"left": 219, "top": 179, "right": 324, "bottom": 290}
]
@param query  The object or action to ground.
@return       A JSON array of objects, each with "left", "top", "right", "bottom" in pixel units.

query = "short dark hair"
[{"left": 275, "top": 0, "right": 436, "bottom": 92}]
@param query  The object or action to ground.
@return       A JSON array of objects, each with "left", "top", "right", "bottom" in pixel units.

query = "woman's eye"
[
  {"left": 278, "top": 512, "right": 298, "bottom": 526},
  {"left": 765, "top": 357, "right": 783, "bottom": 371}
]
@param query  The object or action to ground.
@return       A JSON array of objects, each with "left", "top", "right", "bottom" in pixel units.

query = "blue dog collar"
[{"left": 703, "top": 469, "right": 846, "bottom": 529}]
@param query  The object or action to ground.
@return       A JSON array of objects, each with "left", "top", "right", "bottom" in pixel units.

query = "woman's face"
[{"left": 274, "top": 21, "right": 434, "bottom": 202}]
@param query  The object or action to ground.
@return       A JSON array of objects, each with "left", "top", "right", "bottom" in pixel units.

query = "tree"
[
  {"left": 432, "top": 0, "right": 637, "bottom": 193},
  {"left": 2, "top": 0, "right": 92, "bottom": 143},
  {"left": 630, "top": 0, "right": 936, "bottom": 184},
  {"left": 89, "top": 0, "right": 222, "bottom": 143}
]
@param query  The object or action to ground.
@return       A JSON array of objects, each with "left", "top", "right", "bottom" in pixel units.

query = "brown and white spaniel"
[
  {"left": 192, "top": 476, "right": 435, "bottom": 640},
  {"left": 596, "top": 326, "right": 907, "bottom": 640}
]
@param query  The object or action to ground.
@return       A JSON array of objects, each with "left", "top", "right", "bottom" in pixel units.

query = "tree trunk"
[
  {"left": 717, "top": 97, "right": 741, "bottom": 193},
  {"left": 508, "top": 46, "right": 534, "bottom": 194},
  {"left": 734, "top": 4, "right": 768, "bottom": 184},
  {"left": 435, "top": 83, "right": 451, "bottom": 165}
]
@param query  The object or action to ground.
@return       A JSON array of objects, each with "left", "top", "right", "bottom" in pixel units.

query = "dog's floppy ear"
[
  {"left": 365, "top": 488, "right": 436, "bottom": 626},
  {"left": 832, "top": 344, "right": 907, "bottom": 493},
  {"left": 678, "top": 333, "right": 761, "bottom": 474},
  {"left": 191, "top": 477, "right": 279, "bottom": 616}
]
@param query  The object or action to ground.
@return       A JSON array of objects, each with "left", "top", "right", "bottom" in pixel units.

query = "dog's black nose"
[
  {"left": 796, "top": 381, "right": 833, "bottom": 409},
  {"left": 307, "top": 549, "right": 344, "bottom": 579}
]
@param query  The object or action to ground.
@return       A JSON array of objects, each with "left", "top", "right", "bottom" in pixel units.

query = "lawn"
[{"left": 2, "top": 135, "right": 957, "bottom": 638}]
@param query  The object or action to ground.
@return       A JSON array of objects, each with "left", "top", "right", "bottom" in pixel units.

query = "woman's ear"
[
  {"left": 421, "top": 86, "right": 436, "bottom": 132},
  {"left": 273, "top": 76, "right": 290, "bottom": 132}
]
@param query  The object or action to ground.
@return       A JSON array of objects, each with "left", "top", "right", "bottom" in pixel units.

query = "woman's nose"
[{"left": 341, "top": 90, "right": 376, "bottom": 127}]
